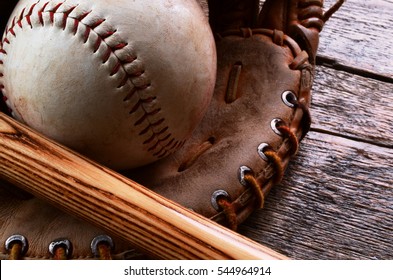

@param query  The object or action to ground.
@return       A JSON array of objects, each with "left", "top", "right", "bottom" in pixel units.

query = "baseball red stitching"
[{"left": 0, "top": 1, "right": 182, "bottom": 159}]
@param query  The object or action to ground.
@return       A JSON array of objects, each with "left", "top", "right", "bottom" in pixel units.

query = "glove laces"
[
  {"left": 4, "top": 234, "right": 114, "bottom": 260},
  {"left": 212, "top": 27, "right": 312, "bottom": 231}
]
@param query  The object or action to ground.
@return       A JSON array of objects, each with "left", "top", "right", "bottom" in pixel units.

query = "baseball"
[{"left": 0, "top": 0, "right": 216, "bottom": 170}]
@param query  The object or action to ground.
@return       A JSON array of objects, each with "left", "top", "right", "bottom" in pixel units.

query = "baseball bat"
[{"left": 0, "top": 112, "right": 288, "bottom": 260}]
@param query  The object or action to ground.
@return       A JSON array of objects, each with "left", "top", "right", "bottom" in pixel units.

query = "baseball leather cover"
[{"left": 0, "top": 0, "right": 216, "bottom": 170}]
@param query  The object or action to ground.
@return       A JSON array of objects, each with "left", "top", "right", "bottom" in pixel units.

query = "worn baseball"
[{"left": 0, "top": 0, "right": 216, "bottom": 169}]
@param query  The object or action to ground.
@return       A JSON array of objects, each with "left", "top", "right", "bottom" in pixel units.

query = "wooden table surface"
[
  {"left": 1, "top": 0, "right": 391, "bottom": 260},
  {"left": 239, "top": 0, "right": 393, "bottom": 259}
]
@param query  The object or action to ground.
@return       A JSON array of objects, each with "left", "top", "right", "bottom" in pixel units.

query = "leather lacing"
[
  {"left": 8, "top": 242, "right": 24, "bottom": 260},
  {"left": 216, "top": 119, "right": 304, "bottom": 231},
  {"left": 52, "top": 247, "right": 69, "bottom": 260},
  {"left": 4, "top": 234, "right": 114, "bottom": 260},
  {"left": 213, "top": 28, "right": 312, "bottom": 231},
  {"left": 4, "top": 235, "right": 28, "bottom": 260},
  {"left": 215, "top": 0, "right": 344, "bottom": 229},
  {"left": 1, "top": 1, "right": 345, "bottom": 254}
]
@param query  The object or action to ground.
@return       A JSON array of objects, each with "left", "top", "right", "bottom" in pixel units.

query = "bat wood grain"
[{"left": 0, "top": 112, "right": 288, "bottom": 260}]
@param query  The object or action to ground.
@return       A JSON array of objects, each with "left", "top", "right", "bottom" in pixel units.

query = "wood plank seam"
[
  {"left": 310, "top": 127, "right": 393, "bottom": 149},
  {"left": 316, "top": 55, "right": 393, "bottom": 83}
]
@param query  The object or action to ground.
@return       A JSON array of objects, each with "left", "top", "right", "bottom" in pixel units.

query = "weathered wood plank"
[
  {"left": 1, "top": 0, "right": 391, "bottom": 261},
  {"left": 240, "top": 131, "right": 393, "bottom": 259},
  {"left": 311, "top": 65, "right": 393, "bottom": 147},
  {"left": 319, "top": 0, "right": 393, "bottom": 78},
  {"left": 255, "top": 0, "right": 393, "bottom": 78},
  {"left": 242, "top": 0, "right": 393, "bottom": 260}
]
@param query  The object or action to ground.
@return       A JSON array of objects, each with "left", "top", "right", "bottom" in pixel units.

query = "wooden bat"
[{"left": 0, "top": 112, "right": 288, "bottom": 259}]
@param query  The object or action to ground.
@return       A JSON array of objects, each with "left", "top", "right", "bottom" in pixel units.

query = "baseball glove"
[{"left": 0, "top": 0, "right": 343, "bottom": 259}]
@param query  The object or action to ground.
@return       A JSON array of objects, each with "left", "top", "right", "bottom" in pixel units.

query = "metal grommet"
[
  {"left": 49, "top": 238, "right": 73, "bottom": 258},
  {"left": 211, "top": 190, "right": 230, "bottom": 211},
  {"left": 271, "top": 118, "right": 284, "bottom": 136},
  {"left": 238, "top": 166, "right": 252, "bottom": 186},
  {"left": 257, "top": 143, "right": 270, "bottom": 161},
  {"left": 5, "top": 235, "right": 28, "bottom": 255},
  {"left": 91, "top": 235, "right": 114, "bottom": 257},
  {"left": 282, "top": 91, "right": 297, "bottom": 108}
]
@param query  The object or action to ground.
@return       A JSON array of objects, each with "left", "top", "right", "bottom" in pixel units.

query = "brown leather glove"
[
  {"left": 0, "top": 0, "right": 343, "bottom": 259},
  {"left": 130, "top": 0, "right": 344, "bottom": 230}
]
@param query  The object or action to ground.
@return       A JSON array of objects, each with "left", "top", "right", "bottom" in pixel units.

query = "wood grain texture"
[
  {"left": 311, "top": 66, "right": 393, "bottom": 147},
  {"left": 0, "top": 112, "right": 287, "bottom": 260},
  {"left": 0, "top": 0, "right": 391, "bottom": 260},
  {"left": 240, "top": 132, "right": 393, "bottom": 259},
  {"left": 238, "top": 0, "right": 393, "bottom": 260},
  {"left": 319, "top": 0, "right": 393, "bottom": 79}
]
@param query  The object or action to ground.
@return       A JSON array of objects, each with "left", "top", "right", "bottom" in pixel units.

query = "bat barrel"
[{"left": 0, "top": 112, "right": 288, "bottom": 260}]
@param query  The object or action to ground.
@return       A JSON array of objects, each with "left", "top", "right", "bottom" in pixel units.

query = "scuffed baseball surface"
[{"left": 0, "top": 0, "right": 216, "bottom": 170}]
